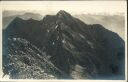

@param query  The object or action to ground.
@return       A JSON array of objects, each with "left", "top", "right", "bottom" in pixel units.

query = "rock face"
[{"left": 3, "top": 10, "right": 125, "bottom": 79}]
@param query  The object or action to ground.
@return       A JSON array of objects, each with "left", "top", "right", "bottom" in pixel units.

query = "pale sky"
[{"left": 0, "top": 1, "right": 127, "bottom": 15}]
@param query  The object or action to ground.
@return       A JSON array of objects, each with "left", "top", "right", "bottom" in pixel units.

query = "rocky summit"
[{"left": 3, "top": 10, "right": 125, "bottom": 79}]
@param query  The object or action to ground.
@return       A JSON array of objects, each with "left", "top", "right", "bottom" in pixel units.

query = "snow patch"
[
  {"left": 52, "top": 42, "right": 55, "bottom": 45},
  {"left": 55, "top": 25, "right": 58, "bottom": 29},
  {"left": 87, "top": 40, "right": 94, "bottom": 48},
  {"left": 62, "top": 39, "right": 65, "bottom": 43}
]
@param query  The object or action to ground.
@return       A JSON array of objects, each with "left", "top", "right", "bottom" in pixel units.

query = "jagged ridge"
[{"left": 3, "top": 10, "right": 125, "bottom": 79}]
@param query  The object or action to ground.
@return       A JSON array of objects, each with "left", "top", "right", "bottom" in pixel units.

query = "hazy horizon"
[{"left": 2, "top": 10, "right": 125, "bottom": 40}]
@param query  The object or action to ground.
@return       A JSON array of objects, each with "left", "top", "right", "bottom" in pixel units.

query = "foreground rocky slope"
[
  {"left": 3, "top": 37, "right": 70, "bottom": 79},
  {"left": 3, "top": 10, "right": 125, "bottom": 79}
]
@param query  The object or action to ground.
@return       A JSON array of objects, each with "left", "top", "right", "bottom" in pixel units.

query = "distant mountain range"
[
  {"left": 2, "top": 12, "right": 43, "bottom": 29},
  {"left": 3, "top": 10, "right": 125, "bottom": 79},
  {"left": 75, "top": 14, "right": 125, "bottom": 40}
]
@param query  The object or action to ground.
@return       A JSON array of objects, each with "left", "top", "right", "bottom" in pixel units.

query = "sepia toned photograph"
[{"left": 0, "top": 1, "right": 127, "bottom": 81}]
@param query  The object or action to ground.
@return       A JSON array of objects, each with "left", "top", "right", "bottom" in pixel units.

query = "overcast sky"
[{"left": 1, "top": 1, "right": 127, "bottom": 15}]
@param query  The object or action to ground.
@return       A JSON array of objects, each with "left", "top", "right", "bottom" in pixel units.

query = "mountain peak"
[
  {"left": 57, "top": 10, "right": 68, "bottom": 14},
  {"left": 56, "top": 10, "right": 72, "bottom": 18}
]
